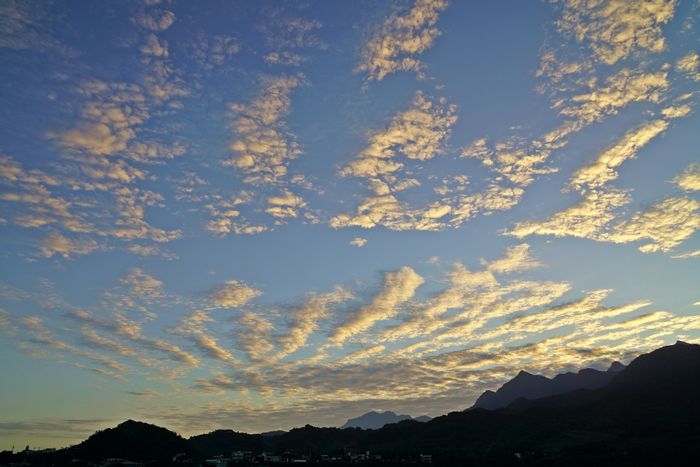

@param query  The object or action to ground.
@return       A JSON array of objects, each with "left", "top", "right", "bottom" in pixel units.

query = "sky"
[{"left": 0, "top": 0, "right": 699, "bottom": 451}]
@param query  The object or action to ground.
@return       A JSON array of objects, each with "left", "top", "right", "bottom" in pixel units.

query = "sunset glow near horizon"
[{"left": 1, "top": 0, "right": 699, "bottom": 450}]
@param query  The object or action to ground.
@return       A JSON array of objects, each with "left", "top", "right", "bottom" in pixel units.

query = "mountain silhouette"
[
  {"left": 611, "top": 340, "right": 699, "bottom": 390},
  {"left": 9, "top": 341, "right": 700, "bottom": 466},
  {"left": 65, "top": 419, "right": 189, "bottom": 461},
  {"left": 473, "top": 360, "right": 625, "bottom": 410},
  {"left": 340, "top": 410, "right": 430, "bottom": 429}
]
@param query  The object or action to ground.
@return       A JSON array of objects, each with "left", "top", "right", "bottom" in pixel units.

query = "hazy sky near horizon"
[{"left": 1, "top": 0, "right": 699, "bottom": 450}]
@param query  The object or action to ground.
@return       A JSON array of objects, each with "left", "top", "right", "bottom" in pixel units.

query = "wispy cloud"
[
  {"left": 357, "top": 0, "right": 448, "bottom": 80},
  {"left": 277, "top": 287, "right": 353, "bottom": 359},
  {"left": 350, "top": 237, "right": 368, "bottom": 248},
  {"left": 207, "top": 280, "right": 262, "bottom": 309},
  {"left": 557, "top": 0, "right": 676, "bottom": 65},
  {"left": 508, "top": 111, "right": 699, "bottom": 254},
  {"left": 676, "top": 51, "right": 700, "bottom": 81},
  {"left": 329, "top": 266, "right": 424, "bottom": 345},
  {"left": 340, "top": 92, "right": 456, "bottom": 183},
  {"left": 569, "top": 119, "right": 669, "bottom": 190},
  {"left": 39, "top": 231, "right": 99, "bottom": 259}
]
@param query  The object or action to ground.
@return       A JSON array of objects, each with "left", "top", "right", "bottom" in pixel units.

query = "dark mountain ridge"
[
  {"left": 7, "top": 341, "right": 700, "bottom": 466},
  {"left": 473, "top": 360, "right": 625, "bottom": 410}
]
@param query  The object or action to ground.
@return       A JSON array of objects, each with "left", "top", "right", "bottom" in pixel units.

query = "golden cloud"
[{"left": 357, "top": 0, "right": 448, "bottom": 80}]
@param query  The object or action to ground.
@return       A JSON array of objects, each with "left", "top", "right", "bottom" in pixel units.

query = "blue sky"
[{"left": 1, "top": 0, "right": 699, "bottom": 450}]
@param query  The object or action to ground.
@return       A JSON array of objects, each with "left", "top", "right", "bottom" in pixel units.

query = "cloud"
[
  {"left": 222, "top": 75, "right": 303, "bottom": 185},
  {"left": 194, "top": 333, "right": 236, "bottom": 363},
  {"left": 330, "top": 194, "right": 451, "bottom": 231},
  {"left": 462, "top": 138, "right": 558, "bottom": 188},
  {"left": 140, "top": 33, "right": 169, "bottom": 57},
  {"left": 11, "top": 314, "right": 130, "bottom": 381},
  {"left": 558, "top": 68, "right": 669, "bottom": 124},
  {"left": 208, "top": 280, "right": 262, "bottom": 309},
  {"left": 0, "top": 155, "right": 93, "bottom": 234},
  {"left": 606, "top": 196, "right": 700, "bottom": 252},
  {"left": 357, "top": 0, "right": 448, "bottom": 80},
  {"left": 449, "top": 184, "right": 525, "bottom": 225},
  {"left": 79, "top": 326, "right": 158, "bottom": 370},
  {"left": 205, "top": 193, "right": 269, "bottom": 236},
  {"left": 119, "top": 268, "right": 164, "bottom": 303},
  {"left": 265, "top": 190, "right": 307, "bottom": 219},
  {"left": 107, "top": 187, "right": 181, "bottom": 243},
  {"left": 508, "top": 109, "right": 697, "bottom": 254},
  {"left": 671, "top": 249, "right": 700, "bottom": 259},
  {"left": 236, "top": 311, "right": 275, "bottom": 362},
  {"left": 337, "top": 345, "right": 386, "bottom": 365},
  {"left": 331, "top": 181, "right": 527, "bottom": 232},
  {"left": 194, "top": 372, "right": 242, "bottom": 393},
  {"left": 479, "top": 290, "right": 653, "bottom": 345},
  {"left": 134, "top": 10, "right": 176, "bottom": 32},
  {"left": 175, "top": 309, "right": 239, "bottom": 365},
  {"left": 70, "top": 309, "right": 199, "bottom": 368},
  {"left": 74, "top": 271, "right": 201, "bottom": 369},
  {"left": 433, "top": 175, "right": 469, "bottom": 195},
  {"left": 128, "top": 244, "right": 177, "bottom": 260},
  {"left": 181, "top": 276, "right": 673, "bottom": 418},
  {"left": 257, "top": 13, "right": 325, "bottom": 70},
  {"left": 277, "top": 287, "right": 353, "bottom": 359},
  {"left": 40, "top": 231, "right": 99, "bottom": 259},
  {"left": 486, "top": 243, "right": 541, "bottom": 275},
  {"left": 461, "top": 138, "right": 490, "bottom": 162},
  {"left": 510, "top": 191, "right": 700, "bottom": 253},
  {"left": 431, "top": 280, "right": 572, "bottom": 342},
  {"left": 1, "top": 272, "right": 217, "bottom": 388},
  {"left": 329, "top": 266, "right": 424, "bottom": 345},
  {"left": 331, "top": 93, "right": 463, "bottom": 232},
  {"left": 675, "top": 51, "right": 700, "bottom": 81},
  {"left": 341, "top": 92, "right": 457, "bottom": 182},
  {"left": 264, "top": 51, "right": 306, "bottom": 66},
  {"left": 7, "top": 75, "right": 183, "bottom": 259},
  {"left": 675, "top": 163, "right": 700, "bottom": 191},
  {"left": 380, "top": 262, "right": 499, "bottom": 342},
  {"left": 126, "top": 390, "right": 156, "bottom": 397},
  {"left": 335, "top": 63, "right": 667, "bottom": 235},
  {"left": 0, "top": 418, "right": 110, "bottom": 445},
  {"left": 569, "top": 119, "right": 669, "bottom": 190},
  {"left": 188, "top": 34, "right": 241, "bottom": 70},
  {"left": 507, "top": 189, "right": 630, "bottom": 240},
  {"left": 557, "top": 0, "right": 676, "bottom": 65},
  {"left": 58, "top": 88, "right": 145, "bottom": 156},
  {"left": 350, "top": 237, "right": 368, "bottom": 248},
  {"left": 0, "top": 0, "right": 71, "bottom": 53},
  {"left": 535, "top": 49, "right": 590, "bottom": 94}
]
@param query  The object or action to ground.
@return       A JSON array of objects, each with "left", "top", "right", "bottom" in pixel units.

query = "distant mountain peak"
[{"left": 340, "top": 410, "right": 430, "bottom": 429}]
